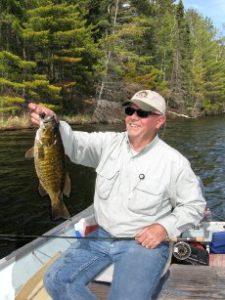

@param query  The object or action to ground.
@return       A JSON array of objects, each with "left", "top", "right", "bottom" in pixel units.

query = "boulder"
[{"left": 93, "top": 99, "right": 123, "bottom": 123}]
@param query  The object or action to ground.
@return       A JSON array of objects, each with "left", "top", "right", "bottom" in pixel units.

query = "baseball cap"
[{"left": 123, "top": 90, "right": 166, "bottom": 115}]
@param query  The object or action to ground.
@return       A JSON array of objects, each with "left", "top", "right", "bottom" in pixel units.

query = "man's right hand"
[{"left": 28, "top": 103, "right": 58, "bottom": 126}]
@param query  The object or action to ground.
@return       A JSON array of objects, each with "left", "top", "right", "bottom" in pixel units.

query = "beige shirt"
[{"left": 60, "top": 121, "right": 206, "bottom": 238}]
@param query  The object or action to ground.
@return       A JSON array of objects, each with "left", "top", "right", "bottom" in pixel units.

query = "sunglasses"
[{"left": 124, "top": 106, "right": 159, "bottom": 118}]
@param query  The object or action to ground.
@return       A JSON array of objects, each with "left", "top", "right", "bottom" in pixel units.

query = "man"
[{"left": 29, "top": 90, "right": 206, "bottom": 300}]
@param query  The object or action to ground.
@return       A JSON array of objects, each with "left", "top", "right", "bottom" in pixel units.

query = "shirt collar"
[{"left": 125, "top": 132, "right": 160, "bottom": 156}]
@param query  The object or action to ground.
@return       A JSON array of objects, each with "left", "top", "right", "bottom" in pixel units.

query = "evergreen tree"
[
  {"left": 170, "top": 0, "right": 193, "bottom": 113},
  {"left": 0, "top": 50, "right": 61, "bottom": 118},
  {"left": 97, "top": 0, "right": 168, "bottom": 102},
  {"left": 22, "top": 0, "right": 101, "bottom": 95},
  {"left": 0, "top": 0, "right": 225, "bottom": 118},
  {"left": 0, "top": 0, "right": 25, "bottom": 54},
  {"left": 187, "top": 9, "right": 225, "bottom": 115},
  {"left": 148, "top": 0, "right": 176, "bottom": 98}
]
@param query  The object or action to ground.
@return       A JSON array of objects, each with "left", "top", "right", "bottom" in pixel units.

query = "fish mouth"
[
  {"left": 39, "top": 112, "right": 46, "bottom": 119},
  {"left": 43, "top": 116, "right": 54, "bottom": 123},
  {"left": 39, "top": 114, "right": 55, "bottom": 127}
]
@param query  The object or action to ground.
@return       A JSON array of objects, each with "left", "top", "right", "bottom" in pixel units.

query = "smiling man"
[
  {"left": 123, "top": 90, "right": 166, "bottom": 152},
  {"left": 29, "top": 90, "right": 206, "bottom": 300}
]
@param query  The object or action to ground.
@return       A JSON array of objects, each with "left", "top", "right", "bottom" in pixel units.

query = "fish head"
[{"left": 37, "top": 114, "right": 59, "bottom": 146}]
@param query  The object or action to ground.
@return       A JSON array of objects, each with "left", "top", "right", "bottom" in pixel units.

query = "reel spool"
[{"left": 173, "top": 241, "right": 192, "bottom": 260}]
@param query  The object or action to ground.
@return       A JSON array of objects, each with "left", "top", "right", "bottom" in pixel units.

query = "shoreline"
[
  {"left": 0, "top": 111, "right": 221, "bottom": 131},
  {"left": 0, "top": 113, "right": 98, "bottom": 131}
]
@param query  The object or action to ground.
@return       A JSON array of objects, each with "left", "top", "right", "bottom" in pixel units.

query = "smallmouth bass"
[{"left": 26, "top": 113, "right": 71, "bottom": 220}]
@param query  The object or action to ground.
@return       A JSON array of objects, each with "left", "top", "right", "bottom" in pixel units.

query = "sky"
[{"left": 181, "top": 0, "right": 225, "bottom": 32}]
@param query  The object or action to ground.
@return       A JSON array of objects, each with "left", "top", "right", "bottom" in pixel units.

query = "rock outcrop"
[{"left": 93, "top": 99, "right": 123, "bottom": 123}]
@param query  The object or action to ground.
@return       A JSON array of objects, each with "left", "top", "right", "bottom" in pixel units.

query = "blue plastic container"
[{"left": 210, "top": 231, "right": 225, "bottom": 254}]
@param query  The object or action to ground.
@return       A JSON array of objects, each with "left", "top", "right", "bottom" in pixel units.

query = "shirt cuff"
[{"left": 157, "top": 214, "right": 180, "bottom": 238}]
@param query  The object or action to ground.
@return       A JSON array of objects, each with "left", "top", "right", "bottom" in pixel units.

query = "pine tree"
[
  {"left": 97, "top": 0, "right": 168, "bottom": 102},
  {"left": 186, "top": 9, "right": 225, "bottom": 115},
  {"left": 170, "top": 0, "right": 193, "bottom": 113},
  {"left": 0, "top": 50, "right": 61, "bottom": 118},
  {"left": 22, "top": 0, "right": 101, "bottom": 95}
]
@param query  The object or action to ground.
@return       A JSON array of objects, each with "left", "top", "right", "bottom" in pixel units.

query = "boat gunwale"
[{"left": 0, "top": 205, "right": 94, "bottom": 270}]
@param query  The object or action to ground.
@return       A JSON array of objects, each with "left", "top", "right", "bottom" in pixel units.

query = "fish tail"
[{"left": 52, "top": 201, "right": 70, "bottom": 221}]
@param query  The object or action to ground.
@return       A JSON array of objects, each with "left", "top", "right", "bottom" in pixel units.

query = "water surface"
[{"left": 0, "top": 117, "right": 225, "bottom": 258}]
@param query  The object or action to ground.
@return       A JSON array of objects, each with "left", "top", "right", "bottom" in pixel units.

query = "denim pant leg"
[
  {"left": 44, "top": 229, "right": 112, "bottom": 300},
  {"left": 108, "top": 241, "right": 169, "bottom": 300}
]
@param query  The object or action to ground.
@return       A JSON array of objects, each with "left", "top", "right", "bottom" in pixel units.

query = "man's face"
[{"left": 124, "top": 104, "right": 166, "bottom": 143}]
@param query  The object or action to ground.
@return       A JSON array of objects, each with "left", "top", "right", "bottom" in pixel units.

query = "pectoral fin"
[
  {"left": 63, "top": 173, "right": 71, "bottom": 197},
  {"left": 25, "top": 147, "right": 34, "bottom": 159}
]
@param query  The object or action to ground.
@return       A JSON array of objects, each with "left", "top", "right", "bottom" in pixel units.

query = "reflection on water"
[{"left": 0, "top": 117, "right": 225, "bottom": 257}]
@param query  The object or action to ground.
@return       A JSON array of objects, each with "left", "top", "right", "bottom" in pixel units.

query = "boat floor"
[
  {"left": 89, "top": 263, "right": 225, "bottom": 299},
  {"left": 16, "top": 254, "right": 225, "bottom": 299}
]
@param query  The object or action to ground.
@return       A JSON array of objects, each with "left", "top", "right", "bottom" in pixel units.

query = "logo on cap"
[{"left": 136, "top": 91, "right": 148, "bottom": 98}]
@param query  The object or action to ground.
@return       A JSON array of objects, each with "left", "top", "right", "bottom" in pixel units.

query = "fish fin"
[
  {"left": 25, "top": 147, "right": 34, "bottom": 159},
  {"left": 63, "top": 173, "right": 71, "bottom": 197},
  {"left": 52, "top": 201, "right": 70, "bottom": 220},
  {"left": 38, "top": 182, "right": 47, "bottom": 197}
]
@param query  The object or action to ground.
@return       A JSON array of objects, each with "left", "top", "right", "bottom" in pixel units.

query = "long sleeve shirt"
[{"left": 59, "top": 121, "right": 206, "bottom": 238}]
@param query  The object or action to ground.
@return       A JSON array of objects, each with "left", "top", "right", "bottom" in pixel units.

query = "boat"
[
  {"left": 1, "top": 205, "right": 225, "bottom": 300},
  {"left": 0, "top": 206, "right": 94, "bottom": 300}
]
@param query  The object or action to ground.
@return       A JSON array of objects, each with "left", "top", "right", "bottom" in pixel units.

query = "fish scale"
[{"left": 36, "top": 145, "right": 65, "bottom": 190}]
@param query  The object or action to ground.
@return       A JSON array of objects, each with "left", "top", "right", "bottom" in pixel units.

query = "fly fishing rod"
[{"left": 0, "top": 233, "right": 206, "bottom": 243}]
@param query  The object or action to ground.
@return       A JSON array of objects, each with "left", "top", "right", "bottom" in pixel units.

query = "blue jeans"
[{"left": 44, "top": 227, "right": 169, "bottom": 300}]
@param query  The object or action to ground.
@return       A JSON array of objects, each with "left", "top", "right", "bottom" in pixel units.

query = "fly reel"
[{"left": 173, "top": 241, "right": 192, "bottom": 260}]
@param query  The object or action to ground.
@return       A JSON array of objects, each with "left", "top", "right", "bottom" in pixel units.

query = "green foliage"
[
  {"left": 0, "top": 49, "right": 61, "bottom": 115},
  {"left": 24, "top": 80, "right": 62, "bottom": 104},
  {"left": 22, "top": 1, "right": 101, "bottom": 94},
  {"left": 186, "top": 8, "right": 225, "bottom": 115},
  {"left": 0, "top": 0, "right": 225, "bottom": 119},
  {"left": 0, "top": 51, "right": 36, "bottom": 74},
  {"left": 0, "top": 78, "right": 24, "bottom": 90},
  {"left": 0, "top": 96, "right": 24, "bottom": 104}
]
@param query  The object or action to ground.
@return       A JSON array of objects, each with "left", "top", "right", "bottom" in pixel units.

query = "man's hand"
[
  {"left": 28, "top": 103, "right": 58, "bottom": 126},
  {"left": 135, "top": 224, "right": 168, "bottom": 249}
]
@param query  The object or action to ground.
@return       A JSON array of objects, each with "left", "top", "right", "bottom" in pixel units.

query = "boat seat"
[{"left": 15, "top": 252, "right": 61, "bottom": 300}]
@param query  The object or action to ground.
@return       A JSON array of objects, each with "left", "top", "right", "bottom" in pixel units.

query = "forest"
[{"left": 1, "top": 0, "right": 225, "bottom": 121}]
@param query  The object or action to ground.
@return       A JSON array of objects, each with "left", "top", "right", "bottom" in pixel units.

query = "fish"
[{"left": 25, "top": 113, "right": 71, "bottom": 220}]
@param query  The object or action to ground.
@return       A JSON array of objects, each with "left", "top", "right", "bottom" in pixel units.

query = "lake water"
[{"left": 0, "top": 116, "right": 225, "bottom": 258}]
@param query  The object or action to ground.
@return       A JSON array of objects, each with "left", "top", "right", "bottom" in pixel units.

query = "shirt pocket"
[
  {"left": 96, "top": 167, "right": 119, "bottom": 200},
  {"left": 128, "top": 179, "right": 167, "bottom": 215}
]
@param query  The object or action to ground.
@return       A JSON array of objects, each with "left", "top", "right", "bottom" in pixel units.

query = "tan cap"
[{"left": 123, "top": 90, "right": 166, "bottom": 114}]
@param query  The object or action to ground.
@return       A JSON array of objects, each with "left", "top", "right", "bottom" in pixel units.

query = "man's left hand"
[{"left": 135, "top": 224, "right": 168, "bottom": 249}]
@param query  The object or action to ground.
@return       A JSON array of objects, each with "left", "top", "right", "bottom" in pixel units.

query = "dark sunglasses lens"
[
  {"left": 136, "top": 110, "right": 149, "bottom": 118},
  {"left": 124, "top": 106, "right": 154, "bottom": 118},
  {"left": 125, "top": 107, "right": 135, "bottom": 116},
  {"left": 125, "top": 106, "right": 151, "bottom": 118}
]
